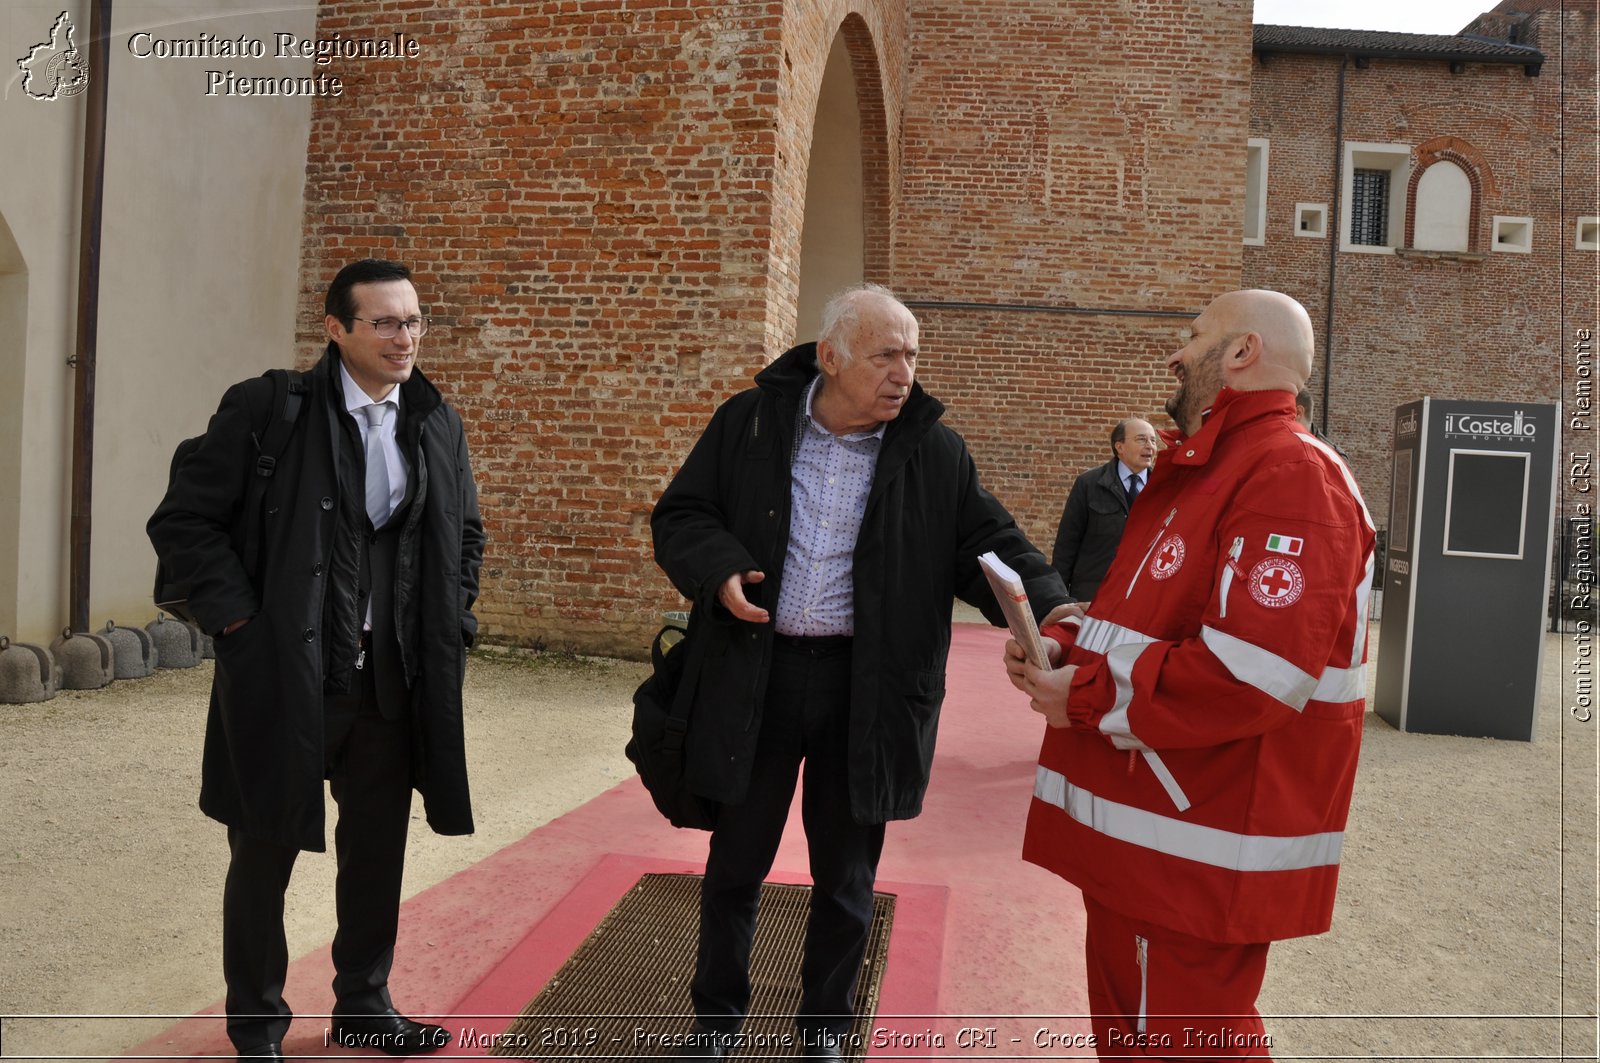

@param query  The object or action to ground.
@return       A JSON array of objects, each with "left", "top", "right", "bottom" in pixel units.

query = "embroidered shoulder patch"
[
  {"left": 1266, "top": 533, "right": 1304, "bottom": 556},
  {"left": 1248, "top": 557, "right": 1305, "bottom": 608},
  {"left": 1149, "top": 534, "right": 1186, "bottom": 581}
]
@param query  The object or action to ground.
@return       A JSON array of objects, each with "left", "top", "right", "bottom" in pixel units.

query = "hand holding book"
[{"left": 978, "top": 551, "right": 1055, "bottom": 670}]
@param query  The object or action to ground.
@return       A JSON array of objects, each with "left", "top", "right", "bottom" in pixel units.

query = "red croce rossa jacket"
[{"left": 1023, "top": 387, "right": 1377, "bottom": 944}]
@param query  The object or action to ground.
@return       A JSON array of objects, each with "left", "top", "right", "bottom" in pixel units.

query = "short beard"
[{"left": 1166, "top": 340, "right": 1227, "bottom": 430}]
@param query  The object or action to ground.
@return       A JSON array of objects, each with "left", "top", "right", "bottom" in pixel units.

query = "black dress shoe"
[
  {"left": 678, "top": 1022, "right": 735, "bottom": 1059},
  {"left": 235, "top": 1042, "right": 283, "bottom": 1062},
  {"left": 331, "top": 1008, "right": 451, "bottom": 1055}
]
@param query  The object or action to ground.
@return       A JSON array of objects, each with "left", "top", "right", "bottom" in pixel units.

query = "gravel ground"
[
  {"left": 0, "top": 623, "right": 1595, "bottom": 1062},
  {"left": 0, "top": 646, "right": 650, "bottom": 1062}
]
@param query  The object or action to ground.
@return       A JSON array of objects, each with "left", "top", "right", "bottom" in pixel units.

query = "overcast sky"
[{"left": 1253, "top": 0, "right": 1495, "bottom": 34}]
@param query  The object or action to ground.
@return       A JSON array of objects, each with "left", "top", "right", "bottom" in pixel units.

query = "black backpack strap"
[
  {"left": 251, "top": 368, "right": 306, "bottom": 474},
  {"left": 240, "top": 369, "right": 307, "bottom": 577},
  {"left": 653, "top": 612, "right": 707, "bottom": 725}
]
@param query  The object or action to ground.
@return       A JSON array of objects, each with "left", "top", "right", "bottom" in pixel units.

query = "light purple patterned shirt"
[{"left": 774, "top": 376, "right": 885, "bottom": 636}]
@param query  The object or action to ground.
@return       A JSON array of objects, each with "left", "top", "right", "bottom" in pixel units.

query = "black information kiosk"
[{"left": 1374, "top": 399, "right": 1560, "bottom": 741}]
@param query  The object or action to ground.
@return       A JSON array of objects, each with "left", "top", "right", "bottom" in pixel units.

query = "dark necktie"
[{"left": 1126, "top": 472, "right": 1142, "bottom": 505}]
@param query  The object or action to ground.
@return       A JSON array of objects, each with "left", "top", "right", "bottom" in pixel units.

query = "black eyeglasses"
[{"left": 351, "top": 316, "right": 429, "bottom": 339}]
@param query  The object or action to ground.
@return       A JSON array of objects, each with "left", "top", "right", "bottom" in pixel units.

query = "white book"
[{"left": 977, "top": 551, "right": 1053, "bottom": 670}]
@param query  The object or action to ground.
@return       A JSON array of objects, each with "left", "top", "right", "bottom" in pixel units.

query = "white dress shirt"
[{"left": 339, "top": 363, "right": 407, "bottom": 521}]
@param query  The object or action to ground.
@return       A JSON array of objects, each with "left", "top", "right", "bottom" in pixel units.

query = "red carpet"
[{"left": 126, "top": 623, "right": 1088, "bottom": 1060}]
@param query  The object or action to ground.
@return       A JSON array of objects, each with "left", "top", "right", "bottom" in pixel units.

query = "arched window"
[
  {"left": 1412, "top": 160, "right": 1472, "bottom": 251},
  {"left": 1403, "top": 138, "right": 1492, "bottom": 253}
]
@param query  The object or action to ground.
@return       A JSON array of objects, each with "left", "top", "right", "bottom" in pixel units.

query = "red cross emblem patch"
[
  {"left": 1248, "top": 557, "right": 1305, "bottom": 608},
  {"left": 1149, "top": 534, "right": 1186, "bottom": 581}
]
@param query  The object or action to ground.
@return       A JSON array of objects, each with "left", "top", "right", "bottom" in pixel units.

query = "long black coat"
[
  {"left": 1050, "top": 458, "right": 1133, "bottom": 602},
  {"left": 651, "top": 343, "right": 1067, "bottom": 824},
  {"left": 148, "top": 349, "right": 484, "bottom": 852}
]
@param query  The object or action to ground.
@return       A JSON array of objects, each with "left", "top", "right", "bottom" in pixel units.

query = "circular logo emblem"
[
  {"left": 1149, "top": 534, "right": 1186, "bottom": 581},
  {"left": 47, "top": 51, "right": 90, "bottom": 98},
  {"left": 1248, "top": 557, "right": 1305, "bottom": 608}
]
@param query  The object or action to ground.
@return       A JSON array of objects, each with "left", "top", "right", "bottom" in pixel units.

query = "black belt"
[{"left": 772, "top": 632, "right": 853, "bottom": 656}]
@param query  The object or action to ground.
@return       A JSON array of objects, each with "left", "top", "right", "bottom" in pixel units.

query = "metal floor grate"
[{"left": 489, "top": 872, "right": 895, "bottom": 1061}]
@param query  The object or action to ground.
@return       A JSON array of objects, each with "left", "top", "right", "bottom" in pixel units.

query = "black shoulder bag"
[{"left": 624, "top": 620, "right": 719, "bottom": 831}]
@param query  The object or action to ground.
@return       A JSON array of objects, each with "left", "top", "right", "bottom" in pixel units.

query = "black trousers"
[
  {"left": 691, "top": 637, "right": 885, "bottom": 1036},
  {"left": 221, "top": 657, "right": 412, "bottom": 1049}
]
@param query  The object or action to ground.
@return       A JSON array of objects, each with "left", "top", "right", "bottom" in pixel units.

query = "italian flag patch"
[{"left": 1266, "top": 533, "right": 1304, "bottom": 556}]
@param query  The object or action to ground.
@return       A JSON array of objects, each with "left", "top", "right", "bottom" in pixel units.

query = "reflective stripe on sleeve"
[
  {"left": 1297, "top": 433, "right": 1377, "bottom": 669},
  {"left": 1076, "top": 616, "right": 1157, "bottom": 656},
  {"left": 1201, "top": 625, "right": 1368, "bottom": 708},
  {"left": 1351, "top": 550, "right": 1375, "bottom": 666},
  {"left": 1034, "top": 765, "right": 1344, "bottom": 872},
  {"left": 1099, "top": 640, "right": 1145, "bottom": 739},
  {"left": 1302, "top": 434, "right": 1375, "bottom": 532},
  {"left": 1084, "top": 628, "right": 1193, "bottom": 811},
  {"left": 1312, "top": 663, "right": 1366, "bottom": 703},
  {"left": 1078, "top": 616, "right": 1156, "bottom": 744},
  {"left": 1201, "top": 625, "right": 1318, "bottom": 709}
]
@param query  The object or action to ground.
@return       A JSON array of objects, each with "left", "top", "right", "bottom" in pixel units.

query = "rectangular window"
[
  {"left": 1350, "top": 169, "right": 1390, "bottom": 246},
  {"left": 1295, "top": 203, "right": 1328, "bottom": 238},
  {"left": 1340, "top": 142, "right": 1410, "bottom": 254},
  {"left": 1243, "top": 138, "right": 1269, "bottom": 245},
  {"left": 1492, "top": 215, "right": 1534, "bottom": 253}
]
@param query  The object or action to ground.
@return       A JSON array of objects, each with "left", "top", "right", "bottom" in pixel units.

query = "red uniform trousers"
[{"left": 1084, "top": 896, "right": 1274, "bottom": 1061}]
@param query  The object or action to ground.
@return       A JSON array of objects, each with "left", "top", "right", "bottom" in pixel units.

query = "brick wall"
[
  {"left": 299, "top": 1, "right": 907, "bottom": 655},
  {"left": 894, "top": 0, "right": 1254, "bottom": 550},
  {"left": 297, "top": 0, "right": 1250, "bottom": 654},
  {"left": 1244, "top": 6, "right": 1598, "bottom": 529},
  {"left": 297, "top": 1, "right": 1589, "bottom": 655}
]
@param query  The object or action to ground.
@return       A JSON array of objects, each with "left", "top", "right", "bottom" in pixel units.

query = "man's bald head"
[
  {"left": 1208, "top": 289, "right": 1314, "bottom": 388},
  {"left": 1163, "top": 289, "right": 1317, "bottom": 435}
]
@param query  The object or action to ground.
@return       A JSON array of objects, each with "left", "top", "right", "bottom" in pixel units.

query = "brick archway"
[
  {"left": 769, "top": 5, "right": 898, "bottom": 354},
  {"left": 838, "top": 13, "right": 893, "bottom": 285},
  {"left": 792, "top": 20, "right": 896, "bottom": 343},
  {"left": 1404, "top": 136, "right": 1496, "bottom": 251}
]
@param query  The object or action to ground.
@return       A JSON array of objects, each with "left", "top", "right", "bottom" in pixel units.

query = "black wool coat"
[
  {"left": 148, "top": 348, "right": 484, "bottom": 852},
  {"left": 651, "top": 343, "right": 1067, "bottom": 824}
]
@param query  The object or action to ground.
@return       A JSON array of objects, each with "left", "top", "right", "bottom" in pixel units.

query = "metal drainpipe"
[
  {"left": 1321, "top": 55, "right": 1346, "bottom": 436},
  {"left": 69, "top": 0, "right": 113, "bottom": 634}
]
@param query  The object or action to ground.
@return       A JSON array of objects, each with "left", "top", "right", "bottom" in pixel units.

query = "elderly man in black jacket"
[
  {"left": 148, "top": 260, "right": 483, "bottom": 1062},
  {"left": 652, "top": 284, "right": 1067, "bottom": 1058},
  {"left": 1050, "top": 417, "right": 1158, "bottom": 602}
]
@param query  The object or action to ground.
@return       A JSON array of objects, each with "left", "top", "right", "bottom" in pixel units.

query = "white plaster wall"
[
  {"left": 1, "top": 0, "right": 91, "bottom": 644},
  {"left": 0, "top": 0, "right": 316, "bottom": 644}
]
